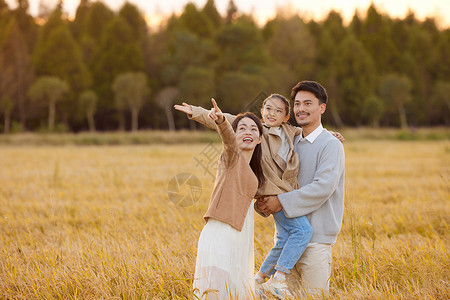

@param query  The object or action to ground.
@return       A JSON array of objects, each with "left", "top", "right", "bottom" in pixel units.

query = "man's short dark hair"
[{"left": 291, "top": 81, "right": 328, "bottom": 104}]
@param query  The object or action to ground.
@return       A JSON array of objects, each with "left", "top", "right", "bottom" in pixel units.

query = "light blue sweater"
[{"left": 278, "top": 129, "right": 345, "bottom": 244}]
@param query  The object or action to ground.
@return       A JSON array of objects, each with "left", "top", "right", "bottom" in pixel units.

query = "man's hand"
[
  {"left": 174, "top": 102, "right": 193, "bottom": 116},
  {"left": 258, "top": 195, "right": 283, "bottom": 215},
  {"left": 255, "top": 198, "right": 266, "bottom": 211},
  {"left": 330, "top": 131, "right": 345, "bottom": 143}
]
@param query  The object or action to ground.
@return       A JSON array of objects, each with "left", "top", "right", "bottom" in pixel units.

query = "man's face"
[{"left": 293, "top": 90, "right": 326, "bottom": 128}]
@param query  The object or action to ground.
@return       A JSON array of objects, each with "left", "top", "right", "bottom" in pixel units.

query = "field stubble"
[{"left": 0, "top": 139, "right": 448, "bottom": 299}]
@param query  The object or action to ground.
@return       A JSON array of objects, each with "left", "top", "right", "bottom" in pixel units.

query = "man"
[{"left": 256, "top": 80, "right": 345, "bottom": 296}]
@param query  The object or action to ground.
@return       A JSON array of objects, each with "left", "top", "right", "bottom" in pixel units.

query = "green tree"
[
  {"left": 436, "top": 30, "right": 450, "bottom": 81},
  {"left": 313, "top": 10, "right": 347, "bottom": 72},
  {"left": 225, "top": 0, "right": 238, "bottom": 24},
  {"left": 334, "top": 34, "right": 377, "bottom": 125},
  {"left": 33, "top": 6, "right": 90, "bottom": 92},
  {"left": 217, "top": 71, "right": 266, "bottom": 113},
  {"left": 261, "top": 63, "right": 292, "bottom": 97},
  {"left": 263, "top": 15, "right": 316, "bottom": 85},
  {"left": 161, "top": 30, "right": 216, "bottom": 85},
  {"left": 12, "top": 0, "right": 37, "bottom": 51},
  {"left": 359, "top": 4, "right": 397, "bottom": 74},
  {"left": 216, "top": 16, "right": 268, "bottom": 73},
  {"left": 80, "top": 1, "right": 115, "bottom": 41},
  {"left": 0, "top": 96, "right": 13, "bottom": 133},
  {"left": 155, "top": 87, "right": 179, "bottom": 131},
  {"left": 202, "top": 0, "right": 223, "bottom": 28},
  {"left": 112, "top": 72, "right": 149, "bottom": 131},
  {"left": 0, "top": 50, "right": 15, "bottom": 133},
  {"left": 313, "top": 12, "right": 352, "bottom": 127},
  {"left": 74, "top": 1, "right": 115, "bottom": 68},
  {"left": 79, "top": 90, "right": 97, "bottom": 132},
  {"left": 362, "top": 95, "right": 385, "bottom": 127},
  {"left": 379, "top": 74, "right": 412, "bottom": 128},
  {"left": 401, "top": 16, "right": 439, "bottom": 124},
  {"left": 429, "top": 81, "right": 450, "bottom": 125},
  {"left": 349, "top": 11, "right": 362, "bottom": 38},
  {"left": 28, "top": 76, "right": 69, "bottom": 131},
  {"left": 91, "top": 16, "right": 145, "bottom": 118},
  {"left": 179, "top": 3, "right": 214, "bottom": 38},
  {"left": 71, "top": 0, "right": 91, "bottom": 39},
  {"left": 1, "top": 16, "right": 33, "bottom": 129},
  {"left": 118, "top": 2, "right": 147, "bottom": 41},
  {"left": 0, "top": 0, "right": 8, "bottom": 11},
  {"left": 179, "top": 66, "right": 215, "bottom": 129}
]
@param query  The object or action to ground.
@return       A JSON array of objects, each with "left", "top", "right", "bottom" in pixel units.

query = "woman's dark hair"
[
  {"left": 291, "top": 80, "right": 328, "bottom": 104},
  {"left": 262, "top": 93, "right": 291, "bottom": 116},
  {"left": 231, "top": 112, "right": 265, "bottom": 188}
]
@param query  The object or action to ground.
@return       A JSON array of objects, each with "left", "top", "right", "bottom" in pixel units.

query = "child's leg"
[
  {"left": 258, "top": 211, "right": 290, "bottom": 278},
  {"left": 272, "top": 212, "right": 313, "bottom": 275}
]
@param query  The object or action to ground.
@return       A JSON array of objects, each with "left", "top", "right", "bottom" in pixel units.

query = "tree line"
[{"left": 0, "top": 0, "right": 449, "bottom": 133}]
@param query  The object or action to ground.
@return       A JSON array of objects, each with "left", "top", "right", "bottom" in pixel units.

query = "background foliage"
[{"left": 0, "top": 0, "right": 449, "bottom": 132}]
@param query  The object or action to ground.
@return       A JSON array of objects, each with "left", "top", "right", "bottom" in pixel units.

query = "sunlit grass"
[{"left": 0, "top": 139, "right": 449, "bottom": 299}]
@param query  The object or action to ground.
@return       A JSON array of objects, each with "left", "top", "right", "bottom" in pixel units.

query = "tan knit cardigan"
[{"left": 203, "top": 118, "right": 258, "bottom": 231}]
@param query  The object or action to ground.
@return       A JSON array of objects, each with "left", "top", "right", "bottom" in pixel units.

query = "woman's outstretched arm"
[{"left": 174, "top": 101, "right": 236, "bottom": 131}]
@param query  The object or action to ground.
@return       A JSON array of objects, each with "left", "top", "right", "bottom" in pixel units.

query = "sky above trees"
[{"left": 6, "top": 0, "right": 450, "bottom": 28}]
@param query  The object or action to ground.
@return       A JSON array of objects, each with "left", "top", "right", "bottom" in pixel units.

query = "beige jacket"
[
  {"left": 204, "top": 118, "right": 258, "bottom": 231},
  {"left": 190, "top": 106, "right": 301, "bottom": 198}
]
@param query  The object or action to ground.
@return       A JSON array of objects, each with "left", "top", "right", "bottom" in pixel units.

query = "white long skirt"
[{"left": 193, "top": 205, "right": 255, "bottom": 299}]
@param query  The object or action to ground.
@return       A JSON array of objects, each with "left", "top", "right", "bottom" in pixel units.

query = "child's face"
[{"left": 261, "top": 97, "right": 290, "bottom": 127}]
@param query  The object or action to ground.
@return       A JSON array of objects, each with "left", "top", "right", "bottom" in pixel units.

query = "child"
[{"left": 175, "top": 94, "right": 343, "bottom": 299}]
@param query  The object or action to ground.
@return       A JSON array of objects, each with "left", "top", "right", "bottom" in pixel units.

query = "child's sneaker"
[
  {"left": 255, "top": 275, "right": 265, "bottom": 297},
  {"left": 262, "top": 276, "right": 292, "bottom": 299}
]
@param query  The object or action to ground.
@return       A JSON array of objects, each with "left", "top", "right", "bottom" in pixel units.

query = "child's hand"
[
  {"left": 208, "top": 98, "right": 224, "bottom": 124},
  {"left": 174, "top": 103, "right": 193, "bottom": 116},
  {"left": 330, "top": 131, "right": 345, "bottom": 143}
]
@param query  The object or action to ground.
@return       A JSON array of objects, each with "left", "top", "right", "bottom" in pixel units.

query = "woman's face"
[
  {"left": 260, "top": 97, "right": 290, "bottom": 127},
  {"left": 235, "top": 117, "right": 262, "bottom": 151}
]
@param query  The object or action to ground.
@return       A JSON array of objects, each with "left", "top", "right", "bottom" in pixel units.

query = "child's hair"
[
  {"left": 231, "top": 112, "right": 265, "bottom": 188},
  {"left": 262, "top": 94, "right": 291, "bottom": 117}
]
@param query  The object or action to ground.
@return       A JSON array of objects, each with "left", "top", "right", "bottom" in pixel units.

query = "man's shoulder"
[
  {"left": 318, "top": 130, "right": 337, "bottom": 142},
  {"left": 317, "top": 130, "right": 344, "bottom": 149}
]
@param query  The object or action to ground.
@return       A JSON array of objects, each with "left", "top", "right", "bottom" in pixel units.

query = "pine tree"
[
  {"left": 179, "top": 3, "right": 214, "bottom": 38},
  {"left": 202, "top": 0, "right": 223, "bottom": 28},
  {"left": 1, "top": 16, "right": 33, "bottom": 129},
  {"left": 225, "top": 0, "right": 237, "bottom": 24},
  {"left": 91, "top": 16, "right": 145, "bottom": 127},
  {"left": 33, "top": 10, "right": 90, "bottom": 94}
]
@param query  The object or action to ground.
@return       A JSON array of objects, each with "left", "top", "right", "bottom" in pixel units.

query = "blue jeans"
[{"left": 259, "top": 211, "right": 313, "bottom": 275}]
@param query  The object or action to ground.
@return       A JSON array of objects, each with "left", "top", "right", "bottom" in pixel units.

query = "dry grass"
[{"left": 0, "top": 139, "right": 449, "bottom": 299}]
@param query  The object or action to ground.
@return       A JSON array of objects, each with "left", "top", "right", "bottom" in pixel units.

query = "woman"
[{"left": 189, "top": 99, "right": 265, "bottom": 299}]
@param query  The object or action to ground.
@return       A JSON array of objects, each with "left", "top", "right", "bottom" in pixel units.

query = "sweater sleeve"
[
  {"left": 216, "top": 118, "right": 238, "bottom": 168},
  {"left": 189, "top": 105, "right": 237, "bottom": 131},
  {"left": 278, "top": 139, "right": 345, "bottom": 218}
]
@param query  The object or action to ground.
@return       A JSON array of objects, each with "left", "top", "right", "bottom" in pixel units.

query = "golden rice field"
[{"left": 0, "top": 138, "right": 449, "bottom": 299}]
